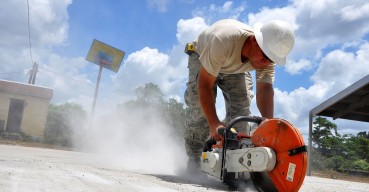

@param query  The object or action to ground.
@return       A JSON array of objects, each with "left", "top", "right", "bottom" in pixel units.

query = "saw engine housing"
[{"left": 201, "top": 142, "right": 276, "bottom": 179}]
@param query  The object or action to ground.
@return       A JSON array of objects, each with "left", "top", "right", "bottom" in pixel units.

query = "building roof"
[
  {"left": 310, "top": 74, "right": 369, "bottom": 122},
  {"left": 0, "top": 79, "right": 53, "bottom": 100}
]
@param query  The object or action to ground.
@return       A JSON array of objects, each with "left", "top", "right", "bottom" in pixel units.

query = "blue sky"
[{"left": 1, "top": 0, "right": 369, "bottom": 138}]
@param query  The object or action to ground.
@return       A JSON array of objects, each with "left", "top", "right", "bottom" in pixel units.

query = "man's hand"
[{"left": 210, "top": 122, "right": 226, "bottom": 141}]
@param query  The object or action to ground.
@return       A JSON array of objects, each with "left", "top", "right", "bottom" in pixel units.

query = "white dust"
[{"left": 73, "top": 106, "right": 188, "bottom": 175}]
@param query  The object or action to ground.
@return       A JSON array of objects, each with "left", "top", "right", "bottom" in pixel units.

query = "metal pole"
[
  {"left": 308, "top": 112, "right": 313, "bottom": 176},
  {"left": 31, "top": 62, "right": 38, "bottom": 84},
  {"left": 90, "top": 63, "right": 104, "bottom": 123},
  {"left": 28, "top": 62, "right": 35, "bottom": 84}
]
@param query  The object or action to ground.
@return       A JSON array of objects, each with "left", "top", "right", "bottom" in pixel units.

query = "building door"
[{"left": 6, "top": 98, "right": 25, "bottom": 133}]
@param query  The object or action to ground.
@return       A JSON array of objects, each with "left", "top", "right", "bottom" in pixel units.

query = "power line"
[
  {"left": 27, "top": 0, "right": 33, "bottom": 65},
  {"left": 0, "top": 72, "right": 24, "bottom": 75},
  {"left": 38, "top": 67, "right": 128, "bottom": 98},
  {"left": 38, "top": 67, "right": 93, "bottom": 87}
]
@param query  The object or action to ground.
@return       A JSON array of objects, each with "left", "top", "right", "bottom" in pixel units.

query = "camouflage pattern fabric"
[{"left": 184, "top": 52, "right": 254, "bottom": 160}]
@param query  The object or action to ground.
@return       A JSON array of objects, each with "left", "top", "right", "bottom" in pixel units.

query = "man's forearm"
[
  {"left": 198, "top": 68, "right": 219, "bottom": 127},
  {"left": 256, "top": 82, "right": 274, "bottom": 118},
  {"left": 199, "top": 87, "right": 219, "bottom": 125}
]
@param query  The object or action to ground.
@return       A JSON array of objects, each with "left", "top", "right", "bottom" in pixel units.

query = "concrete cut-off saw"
[{"left": 201, "top": 116, "right": 307, "bottom": 191}]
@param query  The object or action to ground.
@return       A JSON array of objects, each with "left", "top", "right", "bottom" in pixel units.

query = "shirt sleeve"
[
  {"left": 199, "top": 36, "right": 226, "bottom": 77},
  {"left": 255, "top": 63, "right": 275, "bottom": 84}
]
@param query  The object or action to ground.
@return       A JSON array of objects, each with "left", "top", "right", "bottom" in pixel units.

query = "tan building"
[{"left": 0, "top": 79, "right": 53, "bottom": 140}]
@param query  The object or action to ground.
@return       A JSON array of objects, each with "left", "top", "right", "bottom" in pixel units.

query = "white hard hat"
[{"left": 254, "top": 20, "right": 295, "bottom": 65}]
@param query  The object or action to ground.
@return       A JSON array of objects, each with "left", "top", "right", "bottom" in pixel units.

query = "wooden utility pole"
[{"left": 28, "top": 62, "right": 38, "bottom": 84}]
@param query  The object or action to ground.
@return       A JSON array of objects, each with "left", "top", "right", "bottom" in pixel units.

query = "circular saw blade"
[
  {"left": 250, "top": 172, "right": 278, "bottom": 192},
  {"left": 251, "top": 119, "right": 308, "bottom": 192}
]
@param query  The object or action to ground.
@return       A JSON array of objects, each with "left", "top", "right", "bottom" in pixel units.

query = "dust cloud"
[
  {"left": 72, "top": 106, "right": 188, "bottom": 175},
  {"left": 68, "top": 104, "right": 258, "bottom": 191}
]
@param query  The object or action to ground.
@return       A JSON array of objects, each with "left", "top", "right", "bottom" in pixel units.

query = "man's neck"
[{"left": 241, "top": 36, "right": 252, "bottom": 62}]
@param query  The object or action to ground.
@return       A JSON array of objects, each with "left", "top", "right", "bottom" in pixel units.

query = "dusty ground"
[
  {"left": 1, "top": 143, "right": 369, "bottom": 192},
  {"left": 312, "top": 170, "right": 369, "bottom": 184}
]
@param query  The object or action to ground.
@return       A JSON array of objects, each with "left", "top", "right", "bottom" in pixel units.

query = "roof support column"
[{"left": 308, "top": 112, "right": 313, "bottom": 176}]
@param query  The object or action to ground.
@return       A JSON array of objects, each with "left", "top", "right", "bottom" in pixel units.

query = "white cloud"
[
  {"left": 293, "top": 0, "right": 369, "bottom": 40},
  {"left": 127, "top": 47, "right": 169, "bottom": 74},
  {"left": 176, "top": 17, "right": 208, "bottom": 44},
  {"left": 247, "top": 6, "right": 296, "bottom": 27},
  {"left": 0, "top": 0, "right": 71, "bottom": 48},
  {"left": 147, "top": 0, "right": 170, "bottom": 13},
  {"left": 311, "top": 42, "right": 369, "bottom": 89},
  {"left": 274, "top": 83, "right": 331, "bottom": 127},
  {"left": 285, "top": 59, "right": 313, "bottom": 75},
  {"left": 112, "top": 47, "right": 169, "bottom": 96},
  {"left": 192, "top": 1, "right": 246, "bottom": 24},
  {"left": 340, "top": 3, "right": 369, "bottom": 21}
]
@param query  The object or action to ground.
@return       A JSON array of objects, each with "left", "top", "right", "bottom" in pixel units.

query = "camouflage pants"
[{"left": 184, "top": 52, "right": 254, "bottom": 160}]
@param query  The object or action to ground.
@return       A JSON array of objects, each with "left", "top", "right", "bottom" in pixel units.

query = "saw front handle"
[
  {"left": 218, "top": 116, "right": 264, "bottom": 135},
  {"left": 224, "top": 116, "right": 263, "bottom": 130},
  {"left": 212, "top": 116, "right": 263, "bottom": 149}
]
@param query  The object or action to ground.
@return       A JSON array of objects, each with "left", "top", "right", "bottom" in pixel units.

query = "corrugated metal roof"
[{"left": 310, "top": 74, "right": 369, "bottom": 122}]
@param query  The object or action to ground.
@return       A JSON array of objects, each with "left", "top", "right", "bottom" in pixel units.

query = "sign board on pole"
[{"left": 86, "top": 39, "right": 125, "bottom": 73}]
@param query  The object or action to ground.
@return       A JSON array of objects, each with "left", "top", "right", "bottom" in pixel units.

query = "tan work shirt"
[{"left": 196, "top": 19, "right": 275, "bottom": 84}]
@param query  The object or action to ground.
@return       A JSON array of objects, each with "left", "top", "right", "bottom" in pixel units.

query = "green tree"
[
  {"left": 312, "top": 116, "right": 339, "bottom": 153},
  {"left": 325, "top": 156, "right": 345, "bottom": 170},
  {"left": 346, "top": 136, "right": 369, "bottom": 162},
  {"left": 320, "top": 136, "right": 345, "bottom": 157},
  {"left": 312, "top": 117, "right": 345, "bottom": 171},
  {"left": 312, "top": 116, "right": 369, "bottom": 172},
  {"left": 352, "top": 159, "right": 369, "bottom": 171},
  {"left": 357, "top": 131, "right": 369, "bottom": 139},
  {"left": 45, "top": 103, "right": 87, "bottom": 147}
]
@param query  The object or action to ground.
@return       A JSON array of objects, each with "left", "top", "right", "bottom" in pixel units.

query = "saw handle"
[
  {"left": 217, "top": 116, "right": 263, "bottom": 134},
  {"left": 225, "top": 116, "right": 263, "bottom": 130},
  {"left": 211, "top": 116, "right": 264, "bottom": 149}
]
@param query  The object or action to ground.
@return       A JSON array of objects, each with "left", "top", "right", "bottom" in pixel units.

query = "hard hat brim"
[{"left": 254, "top": 22, "right": 286, "bottom": 65}]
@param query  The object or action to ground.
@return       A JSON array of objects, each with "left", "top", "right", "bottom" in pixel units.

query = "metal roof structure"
[
  {"left": 307, "top": 74, "right": 369, "bottom": 175},
  {"left": 310, "top": 74, "right": 369, "bottom": 122}
]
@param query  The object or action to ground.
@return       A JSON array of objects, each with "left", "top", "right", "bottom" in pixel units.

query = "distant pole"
[
  {"left": 31, "top": 62, "right": 38, "bottom": 84},
  {"left": 91, "top": 62, "right": 104, "bottom": 122},
  {"left": 28, "top": 66, "right": 33, "bottom": 84},
  {"left": 28, "top": 62, "right": 38, "bottom": 84}
]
